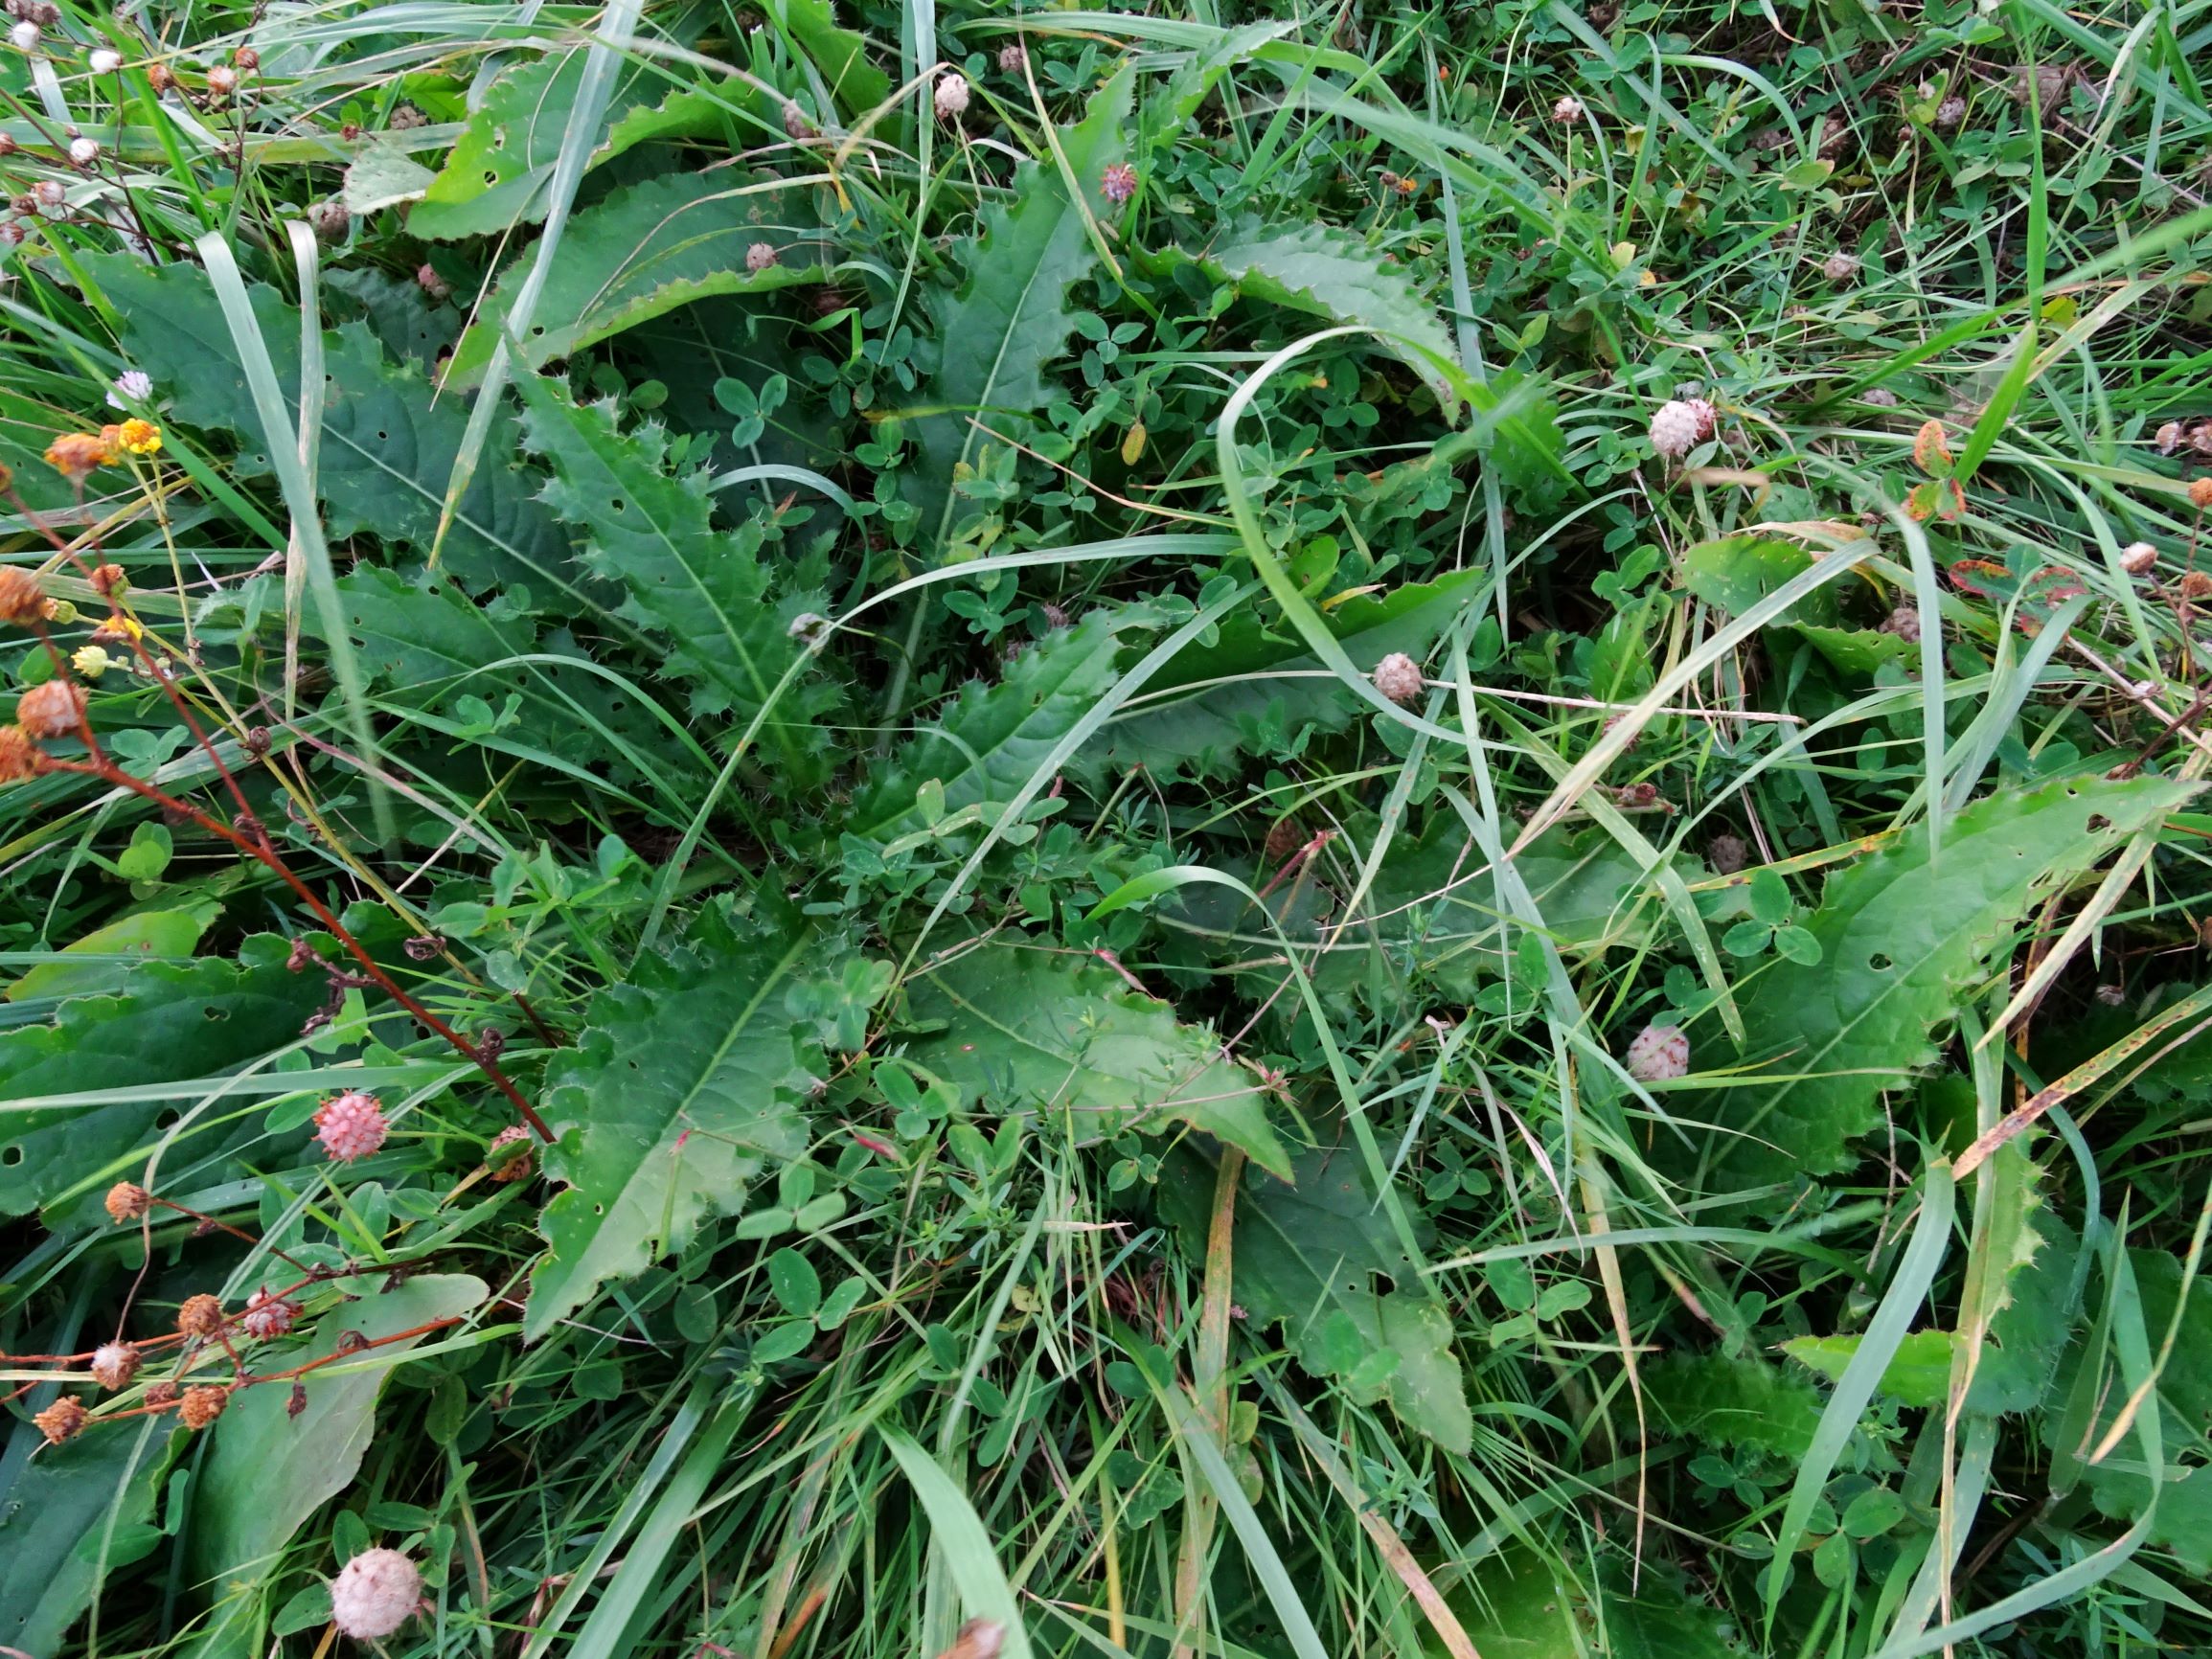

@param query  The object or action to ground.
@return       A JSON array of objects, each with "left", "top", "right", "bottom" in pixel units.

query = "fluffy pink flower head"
[
  {"left": 1372, "top": 651, "right": 1425, "bottom": 706},
  {"left": 745, "top": 241, "right": 779, "bottom": 273},
  {"left": 331, "top": 1548, "right": 422, "bottom": 1639},
  {"left": 1101, "top": 163, "right": 1137, "bottom": 204},
  {"left": 933, "top": 72, "right": 969, "bottom": 120},
  {"left": 241, "top": 1287, "right": 298, "bottom": 1339},
  {"left": 314, "top": 1090, "right": 387, "bottom": 1162},
  {"left": 1625, "top": 1024, "right": 1690, "bottom": 1082}
]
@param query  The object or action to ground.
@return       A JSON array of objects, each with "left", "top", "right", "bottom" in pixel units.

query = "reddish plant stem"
[{"left": 6, "top": 482, "right": 552, "bottom": 1141}]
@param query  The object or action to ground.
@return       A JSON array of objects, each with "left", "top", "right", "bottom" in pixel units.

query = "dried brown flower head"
[
  {"left": 34, "top": 1395, "right": 87, "bottom": 1443},
  {"left": 104, "top": 1180, "right": 151, "bottom": 1221},
  {"left": 0, "top": 724, "right": 39, "bottom": 784},
  {"left": 0, "top": 565, "right": 46, "bottom": 624},
  {"left": 89, "top": 1341, "right": 139, "bottom": 1391},
  {"left": 176, "top": 1293, "right": 224, "bottom": 1338},
  {"left": 16, "top": 678, "right": 85, "bottom": 739},
  {"left": 178, "top": 1385, "right": 228, "bottom": 1429}
]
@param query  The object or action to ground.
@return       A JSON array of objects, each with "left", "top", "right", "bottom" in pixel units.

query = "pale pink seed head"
[
  {"left": 1372, "top": 651, "right": 1425, "bottom": 706},
  {"left": 331, "top": 1548, "right": 422, "bottom": 1640},
  {"left": 934, "top": 73, "right": 969, "bottom": 119},
  {"left": 1649, "top": 398, "right": 1704, "bottom": 459},
  {"left": 1625, "top": 1023, "right": 1690, "bottom": 1082},
  {"left": 745, "top": 241, "right": 778, "bottom": 273}
]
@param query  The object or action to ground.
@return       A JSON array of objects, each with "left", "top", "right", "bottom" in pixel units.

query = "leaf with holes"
[
  {"left": 0, "top": 939, "right": 327, "bottom": 1223},
  {"left": 409, "top": 47, "right": 744, "bottom": 241},
  {"left": 1684, "top": 775, "right": 2195, "bottom": 1196},
  {"left": 1160, "top": 1132, "right": 1469, "bottom": 1450},
  {"left": 445, "top": 170, "right": 830, "bottom": 389},
  {"left": 901, "top": 941, "right": 1290, "bottom": 1179},
  {"left": 527, "top": 899, "right": 832, "bottom": 1338},
  {"left": 907, "top": 66, "right": 1133, "bottom": 553}
]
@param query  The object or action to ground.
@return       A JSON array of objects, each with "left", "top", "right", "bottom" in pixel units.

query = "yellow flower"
[
  {"left": 71, "top": 645, "right": 113, "bottom": 679},
  {"left": 44, "top": 431, "right": 115, "bottom": 478},
  {"left": 116, "top": 418, "right": 162, "bottom": 456}
]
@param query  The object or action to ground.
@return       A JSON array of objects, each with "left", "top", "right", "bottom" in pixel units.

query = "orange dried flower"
[
  {"left": 0, "top": 566, "right": 45, "bottom": 624},
  {"left": 88, "top": 562, "right": 126, "bottom": 597},
  {"left": 44, "top": 431, "right": 114, "bottom": 478},
  {"left": 16, "top": 679, "right": 85, "bottom": 739},
  {"left": 34, "top": 1396, "right": 87, "bottom": 1443},
  {"left": 178, "top": 1385, "right": 228, "bottom": 1429},
  {"left": 2190, "top": 477, "right": 2212, "bottom": 510},
  {"left": 2178, "top": 572, "right": 2212, "bottom": 602},
  {"left": 104, "top": 1180, "right": 151, "bottom": 1221},
  {"left": 143, "top": 1380, "right": 178, "bottom": 1408},
  {"left": 0, "top": 725, "right": 38, "bottom": 784},
  {"left": 176, "top": 1293, "right": 224, "bottom": 1338}
]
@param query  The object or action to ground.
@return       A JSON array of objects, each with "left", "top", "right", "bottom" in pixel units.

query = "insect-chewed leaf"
[
  {"left": 408, "top": 47, "right": 744, "bottom": 241},
  {"left": 526, "top": 899, "right": 839, "bottom": 1338},
  {"left": 1686, "top": 774, "right": 2196, "bottom": 1197},
  {"left": 0, "top": 939, "right": 327, "bottom": 1223},
  {"left": 445, "top": 170, "right": 831, "bottom": 388},
  {"left": 907, "top": 67, "right": 1134, "bottom": 553},
  {"left": 901, "top": 941, "right": 1291, "bottom": 1179},
  {"left": 1159, "top": 1133, "right": 1470, "bottom": 1451}
]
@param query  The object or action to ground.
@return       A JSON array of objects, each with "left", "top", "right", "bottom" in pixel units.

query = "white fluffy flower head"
[
  {"left": 934, "top": 72, "right": 969, "bottom": 120},
  {"left": 109, "top": 369, "right": 152, "bottom": 408},
  {"left": 1648, "top": 398, "right": 1715, "bottom": 460},
  {"left": 89, "top": 47, "right": 121, "bottom": 73},
  {"left": 331, "top": 1548, "right": 421, "bottom": 1640},
  {"left": 11, "top": 20, "right": 40, "bottom": 50}
]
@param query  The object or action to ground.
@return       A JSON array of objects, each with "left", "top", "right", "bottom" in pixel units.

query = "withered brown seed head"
[
  {"left": 17, "top": 678, "right": 86, "bottom": 739},
  {"left": 103, "top": 1180, "right": 152, "bottom": 1221},
  {"left": 0, "top": 565, "right": 45, "bottom": 624},
  {"left": 0, "top": 724, "right": 39, "bottom": 784},
  {"left": 178, "top": 1385, "right": 228, "bottom": 1429},
  {"left": 89, "top": 1341, "right": 140, "bottom": 1391},
  {"left": 144, "top": 1380, "right": 178, "bottom": 1408},
  {"left": 176, "top": 1293, "right": 224, "bottom": 1337},
  {"left": 34, "top": 1396, "right": 88, "bottom": 1443}
]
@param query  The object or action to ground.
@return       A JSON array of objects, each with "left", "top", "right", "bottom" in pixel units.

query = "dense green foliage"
[{"left": 2, "top": 0, "right": 2211, "bottom": 1655}]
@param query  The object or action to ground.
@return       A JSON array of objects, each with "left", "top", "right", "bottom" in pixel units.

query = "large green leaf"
[
  {"left": 1080, "top": 570, "right": 1482, "bottom": 782},
  {"left": 1447, "top": 1551, "right": 1747, "bottom": 1659},
  {"left": 527, "top": 901, "right": 831, "bottom": 1338},
  {"left": 84, "top": 257, "right": 589, "bottom": 603},
  {"left": 901, "top": 942, "right": 1291, "bottom": 1179},
  {"left": 0, "top": 939, "right": 327, "bottom": 1221},
  {"left": 1161, "top": 1133, "right": 1471, "bottom": 1451},
  {"left": 1164, "top": 218, "right": 1461, "bottom": 414},
  {"left": 514, "top": 373, "right": 825, "bottom": 750},
  {"left": 1688, "top": 775, "right": 2196, "bottom": 1195},
  {"left": 0, "top": 1418, "right": 174, "bottom": 1652},
  {"left": 445, "top": 170, "right": 830, "bottom": 388},
  {"left": 1642, "top": 1354, "right": 1825, "bottom": 1460},
  {"left": 336, "top": 565, "right": 710, "bottom": 798},
  {"left": 846, "top": 604, "right": 1159, "bottom": 846},
  {"left": 773, "top": 0, "right": 891, "bottom": 119},
  {"left": 408, "top": 48, "right": 742, "bottom": 241},
  {"left": 908, "top": 67, "right": 1134, "bottom": 552},
  {"left": 186, "top": 1275, "right": 490, "bottom": 1659}
]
